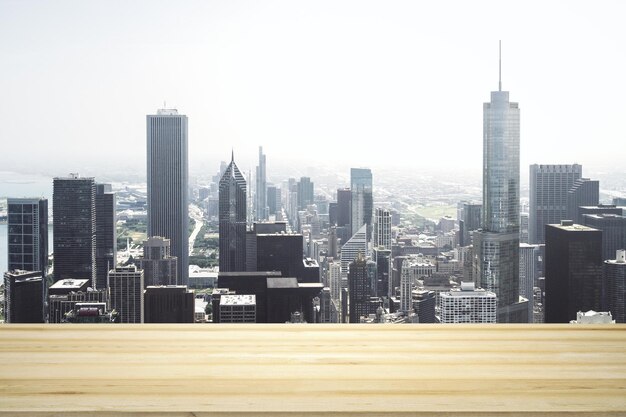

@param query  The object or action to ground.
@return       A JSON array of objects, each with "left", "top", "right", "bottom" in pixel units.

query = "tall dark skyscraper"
[
  {"left": 473, "top": 44, "right": 524, "bottom": 322},
  {"left": 297, "top": 177, "right": 314, "bottom": 210},
  {"left": 350, "top": 168, "right": 373, "bottom": 240},
  {"left": 7, "top": 198, "right": 48, "bottom": 276},
  {"left": 95, "top": 184, "right": 116, "bottom": 289},
  {"left": 566, "top": 178, "right": 599, "bottom": 224},
  {"left": 458, "top": 202, "right": 481, "bottom": 247},
  {"left": 267, "top": 184, "right": 279, "bottom": 215},
  {"left": 529, "top": 164, "right": 582, "bottom": 244},
  {"left": 604, "top": 250, "right": 626, "bottom": 323},
  {"left": 255, "top": 146, "right": 268, "bottom": 221},
  {"left": 138, "top": 236, "right": 178, "bottom": 286},
  {"left": 545, "top": 221, "right": 603, "bottom": 323},
  {"left": 147, "top": 108, "right": 189, "bottom": 285},
  {"left": 348, "top": 252, "right": 370, "bottom": 323},
  {"left": 3, "top": 270, "right": 44, "bottom": 323},
  {"left": 219, "top": 153, "right": 247, "bottom": 272},
  {"left": 336, "top": 188, "right": 351, "bottom": 229},
  {"left": 582, "top": 214, "right": 626, "bottom": 261},
  {"left": 53, "top": 174, "right": 96, "bottom": 285}
]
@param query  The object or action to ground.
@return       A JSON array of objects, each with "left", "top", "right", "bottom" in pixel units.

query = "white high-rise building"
[
  {"left": 108, "top": 265, "right": 144, "bottom": 323},
  {"left": 340, "top": 224, "right": 367, "bottom": 286},
  {"left": 374, "top": 208, "right": 392, "bottom": 249},
  {"left": 400, "top": 262, "right": 412, "bottom": 312},
  {"left": 440, "top": 282, "right": 497, "bottom": 323},
  {"left": 328, "top": 261, "right": 342, "bottom": 303},
  {"left": 519, "top": 243, "right": 539, "bottom": 323},
  {"left": 147, "top": 108, "right": 188, "bottom": 285}
]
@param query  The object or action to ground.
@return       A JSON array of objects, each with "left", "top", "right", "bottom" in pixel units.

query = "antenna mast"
[{"left": 498, "top": 40, "right": 502, "bottom": 91}]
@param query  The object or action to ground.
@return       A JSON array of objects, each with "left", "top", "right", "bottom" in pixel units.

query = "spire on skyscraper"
[{"left": 498, "top": 40, "right": 502, "bottom": 92}]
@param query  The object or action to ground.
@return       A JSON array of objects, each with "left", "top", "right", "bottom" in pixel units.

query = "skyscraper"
[
  {"left": 348, "top": 252, "right": 370, "bottom": 323},
  {"left": 95, "top": 184, "right": 116, "bottom": 289},
  {"left": 519, "top": 243, "right": 540, "bottom": 323},
  {"left": 458, "top": 202, "right": 481, "bottom": 247},
  {"left": 582, "top": 214, "right": 626, "bottom": 261},
  {"left": 373, "top": 208, "right": 392, "bottom": 249},
  {"left": 473, "top": 44, "right": 523, "bottom": 322},
  {"left": 7, "top": 198, "right": 48, "bottom": 276},
  {"left": 108, "top": 265, "right": 144, "bottom": 323},
  {"left": 566, "top": 178, "right": 599, "bottom": 224},
  {"left": 440, "top": 282, "right": 497, "bottom": 324},
  {"left": 138, "top": 236, "right": 178, "bottom": 286},
  {"left": 219, "top": 153, "right": 247, "bottom": 272},
  {"left": 529, "top": 164, "right": 582, "bottom": 244},
  {"left": 147, "top": 108, "right": 189, "bottom": 285},
  {"left": 3, "top": 270, "right": 44, "bottom": 323},
  {"left": 400, "top": 261, "right": 412, "bottom": 312},
  {"left": 545, "top": 221, "right": 603, "bottom": 323},
  {"left": 53, "top": 174, "right": 96, "bottom": 285},
  {"left": 604, "top": 250, "right": 626, "bottom": 323},
  {"left": 350, "top": 168, "right": 373, "bottom": 240},
  {"left": 340, "top": 224, "right": 367, "bottom": 285},
  {"left": 255, "top": 146, "right": 268, "bottom": 221},
  {"left": 297, "top": 177, "right": 314, "bottom": 210}
]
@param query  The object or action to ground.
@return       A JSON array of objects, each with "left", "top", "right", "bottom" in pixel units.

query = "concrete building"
[
  {"left": 108, "top": 265, "right": 144, "bottom": 323},
  {"left": 604, "top": 250, "right": 626, "bottom": 323},
  {"left": 373, "top": 208, "right": 392, "bottom": 249},
  {"left": 582, "top": 214, "right": 626, "bottom": 261},
  {"left": 53, "top": 174, "right": 96, "bottom": 284},
  {"left": 147, "top": 108, "right": 189, "bottom": 285},
  {"left": 440, "top": 282, "right": 497, "bottom": 323},
  {"left": 340, "top": 224, "right": 367, "bottom": 285},
  {"left": 3, "top": 270, "right": 44, "bottom": 323},
  {"left": 7, "top": 198, "right": 48, "bottom": 276},
  {"left": 219, "top": 294, "right": 256, "bottom": 323},
  {"left": 254, "top": 146, "right": 268, "bottom": 221},
  {"left": 400, "top": 262, "right": 412, "bottom": 313},
  {"left": 219, "top": 153, "right": 247, "bottom": 272},
  {"left": 566, "top": 178, "right": 599, "bottom": 224},
  {"left": 458, "top": 202, "right": 481, "bottom": 247},
  {"left": 144, "top": 286, "right": 194, "bottom": 323},
  {"left": 545, "top": 221, "right": 603, "bottom": 323},
  {"left": 519, "top": 243, "right": 540, "bottom": 323},
  {"left": 348, "top": 253, "right": 370, "bottom": 323},
  {"left": 138, "top": 236, "right": 178, "bottom": 286},
  {"left": 297, "top": 177, "right": 314, "bottom": 210},
  {"left": 412, "top": 290, "right": 436, "bottom": 323},
  {"left": 529, "top": 164, "right": 582, "bottom": 244}
]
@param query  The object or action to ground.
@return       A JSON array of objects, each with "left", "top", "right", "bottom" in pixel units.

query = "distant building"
[
  {"left": 582, "top": 214, "right": 626, "bottom": 260},
  {"left": 147, "top": 108, "right": 189, "bottom": 285},
  {"left": 440, "top": 282, "right": 497, "bottom": 323},
  {"left": 3, "top": 270, "right": 44, "bottom": 323},
  {"left": 297, "top": 177, "right": 314, "bottom": 210},
  {"left": 348, "top": 253, "right": 370, "bottom": 323},
  {"left": 412, "top": 290, "right": 436, "bottom": 323},
  {"left": 373, "top": 208, "right": 392, "bottom": 249},
  {"left": 65, "top": 302, "right": 119, "bottom": 323},
  {"left": 108, "top": 265, "right": 144, "bottom": 323},
  {"left": 566, "top": 178, "right": 599, "bottom": 224},
  {"left": 372, "top": 247, "right": 391, "bottom": 298},
  {"left": 53, "top": 174, "right": 96, "bottom": 285},
  {"left": 529, "top": 164, "right": 582, "bottom": 244},
  {"left": 458, "top": 202, "right": 481, "bottom": 246},
  {"left": 351, "top": 168, "right": 373, "bottom": 240},
  {"left": 519, "top": 243, "right": 540, "bottom": 323},
  {"left": 570, "top": 310, "right": 615, "bottom": 324},
  {"left": 340, "top": 224, "right": 367, "bottom": 284},
  {"left": 400, "top": 262, "right": 412, "bottom": 312},
  {"left": 604, "top": 250, "right": 626, "bottom": 323},
  {"left": 545, "top": 221, "right": 603, "bottom": 323},
  {"left": 219, "top": 153, "right": 247, "bottom": 272},
  {"left": 254, "top": 146, "right": 268, "bottom": 221},
  {"left": 48, "top": 285, "right": 108, "bottom": 323},
  {"left": 138, "top": 236, "right": 178, "bottom": 286},
  {"left": 7, "top": 198, "right": 48, "bottom": 276},
  {"left": 267, "top": 184, "right": 280, "bottom": 215},
  {"left": 95, "top": 184, "right": 117, "bottom": 289},
  {"left": 144, "top": 286, "right": 194, "bottom": 323},
  {"left": 219, "top": 294, "right": 256, "bottom": 323},
  {"left": 336, "top": 188, "right": 352, "bottom": 230}
]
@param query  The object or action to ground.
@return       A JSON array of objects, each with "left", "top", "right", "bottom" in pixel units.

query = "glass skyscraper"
[
  {"left": 473, "top": 47, "right": 526, "bottom": 322},
  {"left": 147, "top": 108, "right": 189, "bottom": 285},
  {"left": 219, "top": 153, "right": 247, "bottom": 272},
  {"left": 7, "top": 198, "right": 48, "bottom": 275},
  {"left": 350, "top": 168, "right": 373, "bottom": 241}
]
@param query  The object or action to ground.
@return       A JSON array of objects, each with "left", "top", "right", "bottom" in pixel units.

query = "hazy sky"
[{"left": 1, "top": 0, "right": 625, "bottom": 176}]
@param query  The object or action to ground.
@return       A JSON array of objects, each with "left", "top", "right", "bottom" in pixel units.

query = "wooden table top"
[{"left": 1, "top": 324, "right": 625, "bottom": 416}]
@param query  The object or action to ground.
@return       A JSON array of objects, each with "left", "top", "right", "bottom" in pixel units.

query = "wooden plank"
[{"left": 0, "top": 324, "right": 625, "bottom": 416}]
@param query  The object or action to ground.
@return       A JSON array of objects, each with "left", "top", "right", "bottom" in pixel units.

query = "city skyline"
[{"left": 1, "top": 1, "right": 625, "bottom": 174}]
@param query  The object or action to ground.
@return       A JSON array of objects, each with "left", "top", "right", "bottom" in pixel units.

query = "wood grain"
[{"left": 0, "top": 324, "right": 625, "bottom": 416}]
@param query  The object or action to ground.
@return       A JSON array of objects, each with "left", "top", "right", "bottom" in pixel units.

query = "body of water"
[{"left": 0, "top": 224, "right": 54, "bottom": 274}]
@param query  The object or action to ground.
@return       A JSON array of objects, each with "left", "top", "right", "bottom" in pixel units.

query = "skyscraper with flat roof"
[
  {"left": 147, "top": 108, "right": 189, "bottom": 285},
  {"left": 350, "top": 168, "right": 373, "bottom": 240},
  {"left": 95, "top": 184, "right": 116, "bottom": 289},
  {"left": 529, "top": 164, "right": 582, "bottom": 244},
  {"left": 473, "top": 43, "right": 523, "bottom": 322},
  {"left": 109, "top": 265, "right": 144, "bottom": 323},
  {"left": 53, "top": 174, "right": 96, "bottom": 285},
  {"left": 7, "top": 198, "right": 48, "bottom": 276},
  {"left": 255, "top": 146, "right": 268, "bottom": 221},
  {"left": 219, "top": 153, "right": 247, "bottom": 272},
  {"left": 348, "top": 253, "right": 370, "bottom": 323},
  {"left": 373, "top": 208, "right": 392, "bottom": 249},
  {"left": 604, "top": 250, "right": 626, "bottom": 323},
  {"left": 566, "top": 178, "right": 599, "bottom": 224}
]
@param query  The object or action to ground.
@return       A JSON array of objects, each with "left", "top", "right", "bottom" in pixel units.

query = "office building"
[
  {"left": 373, "top": 208, "right": 392, "bottom": 249},
  {"left": 267, "top": 184, "right": 279, "bottom": 215},
  {"left": 219, "top": 294, "right": 257, "bottom": 323},
  {"left": 400, "top": 262, "right": 412, "bottom": 312},
  {"left": 48, "top": 284, "right": 108, "bottom": 324},
  {"left": 64, "top": 302, "right": 119, "bottom": 323},
  {"left": 144, "top": 286, "right": 194, "bottom": 323},
  {"left": 255, "top": 146, "right": 268, "bottom": 221},
  {"left": 473, "top": 46, "right": 522, "bottom": 322},
  {"left": 147, "top": 108, "right": 189, "bottom": 285},
  {"left": 95, "top": 184, "right": 116, "bottom": 289},
  {"left": 219, "top": 153, "right": 247, "bottom": 272},
  {"left": 604, "top": 250, "right": 626, "bottom": 323},
  {"left": 53, "top": 174, "right": 96, "bottom": 284},
  {"left": 350, "top": 168, "right": 373, "bottom": 240},
  {"left": 297, "top": 177, "right": 314, "bottom": 210},
  {"left": 348, "top": 253, "right": 370, "bottom": 323},
  {"left": 582, "top": 214, "right": 626, "bottom": 260},
  {"left": 266, "top": 277, "right": 323, "bottom": 323},
  {"left": 440, "top": 282, "right": 497, "bottom": 323},
  {"left": 340, "top": 224, "right": 367, "bottom": 284},
  {"left": 7, "top": 198, "right": 48, "bottom": 276},
  {"left": 336, "top": 188, "right": 351, "bottom": 228},
  {"left": 412, "top": 290, "right": 436, "bottom": 323},
  {"left": 545, "top": 221, "right": 603, "bottom": 323},
  {"left": 328, "top": 260, "right": 342, "bottom": 304},
  {"left": 519, "top": 243, "right": 540, "bottom": 323},
  {"left": 458, "top": 202, "right": 481, "bottom": 247},
  {"left": 138, "top": 236, "right": 178, "bottom": 286},
  {"left": 372, "top": 247, "right": 391, "bottom": 298},
  {"left": 108, "top": 265, "right": 144, "bottom": 323},
  {"left": 3, "top": 270, "right": 44, "bottom": 323},
  {"left": 529, "top": 164, "right": 582, "bottom": 244},
  {"left": 566, "top": 178, "right": 599, "bottom": 224}
]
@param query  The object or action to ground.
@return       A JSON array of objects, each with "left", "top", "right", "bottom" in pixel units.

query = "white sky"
[{"left": 1, "top": 0, "right": 625, "bottom": 176}]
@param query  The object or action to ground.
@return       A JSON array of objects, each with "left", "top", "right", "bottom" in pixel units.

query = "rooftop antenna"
[
  {"left": 231, "top": 148, "right": 234, "bottom": 162},
  {"left": 498, "top": 40, "right": 502, "bottom": 92}
]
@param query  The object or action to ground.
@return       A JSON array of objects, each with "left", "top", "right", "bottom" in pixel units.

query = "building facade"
[
  {"left": 7, "top": 198, "right": 48, "bottom": 277},
  {"left": 219, "top": 153, "right": 247, "bottom": 272},
  {"left": 139, "top": 236, "right": 178, "bottom": 286},
  {"left": 348, "top": 253, "right": 370, "bottom": 323},
  {"left": 373, "top": 207, "right": 392, "bottom": 249},
  {"left": 440, "top": 282, "right": 497, "bottom": 323},
  {"left": 350, "top": 168, "right": 373, "bottom": 240},
  {"left": 604, "top": 250, "right": 626, "bottom": 323},
  {"left": 147, "top": 108, "right": 189, "bottom": 285},
  {"left": 95, "top": 184, "right": 116, "bottom": 289},
  {"left": 108, "top": 265, "right": 144, "bottom": 323}
]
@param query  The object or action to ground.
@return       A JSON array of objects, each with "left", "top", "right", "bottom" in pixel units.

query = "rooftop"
[{"left": 220, "top": 294, "right": 256, "bottom": 306}]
